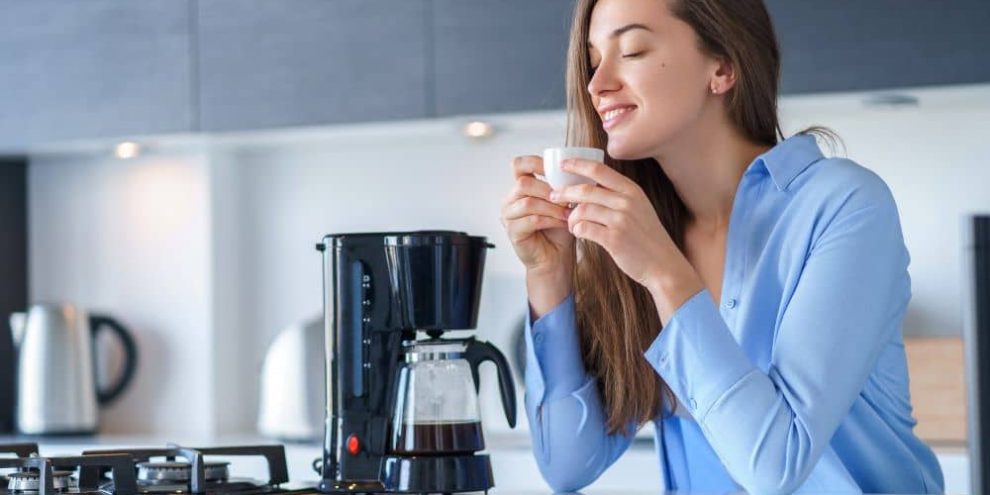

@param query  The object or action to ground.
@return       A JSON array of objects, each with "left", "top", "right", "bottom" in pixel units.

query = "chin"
[{"left": 605, "top": 135, "right": 655, "bottom": 161}]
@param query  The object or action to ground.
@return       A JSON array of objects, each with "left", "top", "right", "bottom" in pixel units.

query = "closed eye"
[{"left": 589, "top": 51, "right": 644, "bottom": 75}]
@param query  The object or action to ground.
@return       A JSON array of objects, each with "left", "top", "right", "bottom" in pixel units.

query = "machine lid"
[{"left": 318, "top": 231, "right": 493, "bottom": 250}]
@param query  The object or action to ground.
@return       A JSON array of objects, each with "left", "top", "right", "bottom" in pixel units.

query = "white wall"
[
  {"left": 28, "top": 151, "right": 216, "bottom": 435},
  {"left": 26, "top": 83, "right": 990, "bottom": 436},
  {"left": 206, "top": 114, "right": 566, "bottom": 435},
  {"left": 779, "top": 84, "right": 990, "bottom": 337}
]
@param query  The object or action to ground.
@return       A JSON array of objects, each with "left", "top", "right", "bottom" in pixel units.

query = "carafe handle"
[
  {"left": 464, "top": 339, "right": 517, "bottom": 428},
  {"left": 89, "top": 315, "right": 139, "bottom": 404}
]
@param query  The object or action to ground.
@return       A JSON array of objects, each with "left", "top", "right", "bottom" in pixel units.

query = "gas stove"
[{"left": 0, "top": 443, "right": 319, "bottom": 495}]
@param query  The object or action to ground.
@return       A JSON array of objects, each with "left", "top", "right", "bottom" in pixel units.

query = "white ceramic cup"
[{"left": 542, "top": 147, "right": 605, "bottom": 191}]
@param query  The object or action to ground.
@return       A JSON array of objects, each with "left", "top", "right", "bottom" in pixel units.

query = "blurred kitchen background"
[{"left": 1, "top": 1, "right": 989, "bottom": 493}]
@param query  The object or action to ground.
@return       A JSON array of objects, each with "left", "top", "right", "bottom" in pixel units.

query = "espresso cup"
[{"left": 542, "top": 147, "right": 605, "bottom": 191}]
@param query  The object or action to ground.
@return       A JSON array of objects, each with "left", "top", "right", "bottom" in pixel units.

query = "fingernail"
[
  {"left": 564, "top": 208, "right": 572, "bottom": 219},
  {"left": 549, "top": 191, "right": 559, "bottom": 201},
  {"left": 560, "top": 159, "right": 571, "bottom": 170}
]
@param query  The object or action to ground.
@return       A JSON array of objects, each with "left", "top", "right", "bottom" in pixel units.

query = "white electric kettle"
[{"left": 257, "top": 315, "right": 324, "bottom": 441}]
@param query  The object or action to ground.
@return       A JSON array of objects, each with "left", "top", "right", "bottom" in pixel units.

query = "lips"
[{"left": 600, "top": 105, "right": 636, "bottom": 130}]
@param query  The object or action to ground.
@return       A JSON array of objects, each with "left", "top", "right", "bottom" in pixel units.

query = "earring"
[{"left": 711, "top": 86, "right": 719, "bottom": 94}]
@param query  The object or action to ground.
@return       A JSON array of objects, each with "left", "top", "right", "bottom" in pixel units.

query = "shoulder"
[
  {"left": 787, "top": 156, "right": 898, "bottom": 217},
  {"left": 779, "top": 156, "right": 907, "bottom": 261}
]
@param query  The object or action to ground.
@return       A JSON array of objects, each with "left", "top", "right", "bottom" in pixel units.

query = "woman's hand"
[
  {"left": 549, "top": 158, "right": 686, "bottom": 292},
  {"left": 500, "top": 156, "right": 575, "bottom": 275}
]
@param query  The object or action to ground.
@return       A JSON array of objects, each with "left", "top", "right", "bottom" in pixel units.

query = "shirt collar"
[{"left": 746, "top": 134, "right": 825, "bottom": 191}]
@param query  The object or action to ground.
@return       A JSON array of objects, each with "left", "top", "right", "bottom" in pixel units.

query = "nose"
[{"left": 586, "top": 57, "right": 620, "bottom": 98}]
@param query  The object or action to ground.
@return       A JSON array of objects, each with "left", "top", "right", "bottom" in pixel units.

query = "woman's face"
[{"left": 587, "top": 0, "right": 720, "bottom": 159}]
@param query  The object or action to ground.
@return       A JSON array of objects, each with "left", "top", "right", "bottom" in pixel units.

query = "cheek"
[
  {"left": 640, "top": 64, "right": 705, "bottom": 128},
  {"left": 607, "top": 64, "right": 705, "bottom": 158}
]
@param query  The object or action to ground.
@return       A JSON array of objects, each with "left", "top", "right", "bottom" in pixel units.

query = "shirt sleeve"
[
  {"left": 643, "top": 194, "right": 911, "bottom": 494},
  {"left": 524, "top": 293, "right": 638, "bottom": 492}
]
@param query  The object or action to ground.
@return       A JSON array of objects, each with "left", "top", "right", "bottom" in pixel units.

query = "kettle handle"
[
  {"left": 89, "top": 315, "right": 139, "bottom": 405},
  {"left": 464, "top": 339, "right": 517, "bottom": 428}
]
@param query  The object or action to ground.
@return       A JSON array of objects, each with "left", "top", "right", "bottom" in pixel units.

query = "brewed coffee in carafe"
[{"left": 389, "top": 340, "right": 486, "bottom": 455}]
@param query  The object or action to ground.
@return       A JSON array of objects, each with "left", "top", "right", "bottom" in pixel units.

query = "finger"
[
  {"left": 569, "top": 219, "right": 610, "bottom": 248},
  {"left": 567, "top": 203, "right": 623, "bottom": 231},
  {"left": 551, "top": 183, "right": 629, "bottom": 210},
  {"left": 511, "top": 155, "right": 545, "bottom": 179},
  {"left": 506, "top": 215, "right": 569, "bottom": 242},
  {"left": 503, "top": 196, "right": 568, "bottom": 222},
  {"left": 510, "top": 175, "right": 554, "bottom": 202},
  {"left": 502, "top": 175, "right": 551, "bottom": 210},
  {"left": 560, "top": 158, "right": 635, "bottom": 195}
]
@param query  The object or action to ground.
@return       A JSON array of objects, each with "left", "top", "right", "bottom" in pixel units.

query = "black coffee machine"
[{"left": 315, "top": 231, "right": 517, "bottom": 494}]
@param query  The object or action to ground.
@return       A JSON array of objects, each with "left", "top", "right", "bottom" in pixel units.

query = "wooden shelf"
[{"left": 904, "top": 337, "right": 967, "bottom": 446}]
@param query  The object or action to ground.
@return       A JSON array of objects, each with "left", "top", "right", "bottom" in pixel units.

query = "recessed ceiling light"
[
  {"left": 114, "top": 141, "right": 142, "bottom": 159},
  {"left": 463, "top": 121, "right": 495, "bottom": 139}
]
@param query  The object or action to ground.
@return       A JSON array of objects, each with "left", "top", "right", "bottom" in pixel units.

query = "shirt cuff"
[
  {"left": 643, "top": 288, "right": 754, "bottom": 421},
  {"left": 525, "top": 292, "right": 587, "bottom": 403}
]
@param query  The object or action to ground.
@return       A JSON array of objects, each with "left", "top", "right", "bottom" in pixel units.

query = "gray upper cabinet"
[
  {"left": 196, "top": 0, "right": 429, "bottom": 132},
  {"left": 431, "top": 0, "right": 574, "bottom": 117},
  {"left": 2, "top": 1, "right": 988, "bottom": 150},
  {"left": 0, "top": 2, "right": 194, "bottom": 150},
  {"left": 768, "top": 0, "right": 990, "bottom": 94}
]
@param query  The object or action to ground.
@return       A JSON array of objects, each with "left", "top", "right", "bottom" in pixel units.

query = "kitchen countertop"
[
  {"left": 0, "top": 433, "right": 970, "bottom": 495},
  {"left": 2, "top": 431, "right": 963, "bottom": 452}
]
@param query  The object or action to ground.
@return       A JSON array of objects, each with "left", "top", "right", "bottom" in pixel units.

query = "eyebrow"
[{"left": 587, "top": 23, "right": 653, "bottom": 48}]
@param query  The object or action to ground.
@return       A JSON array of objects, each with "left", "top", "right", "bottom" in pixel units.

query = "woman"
[{"left": 499, "top": 0, "right": 944, "bottom": 493}]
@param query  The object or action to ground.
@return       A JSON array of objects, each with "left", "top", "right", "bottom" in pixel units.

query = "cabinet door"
[
  {"left": 431, "top": 0, "right": 574, "bottom": 117},
  {"left": 0, "top": 1, "right": 193, "bottom": 150},
  {"left": 769, "top": 0, "right": 990, "bottom": 94},
  {"left": 196, "top": 0, "right": 429, "bottom": 132}
]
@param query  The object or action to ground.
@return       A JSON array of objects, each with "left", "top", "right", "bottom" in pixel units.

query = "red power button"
[{"left": 346, "top": 434, "right": 360, "bottom": 455}]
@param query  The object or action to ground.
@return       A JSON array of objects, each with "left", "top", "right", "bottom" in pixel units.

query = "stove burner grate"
[
  {"left": 136, "top": 461, "right": 229, "bottom": 486},
  {"left": 0, "top": 443, "right": 317, "bottom": 495},
  {"left": 6, "top": 471, "right": 76, "bottom": 492}
]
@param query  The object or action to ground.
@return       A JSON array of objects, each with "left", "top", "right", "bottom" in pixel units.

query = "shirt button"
[
  {"left": 659, "top": 353, "right": 668, "bottom": 364},
  {"left": 690, "top": 398, "right": 698, "bottom": 410},
  {"left": 724, "top": 298, "right": 737, "bottom": 309},
  {"left": 533, "top": 333, "right": 545, "bottom": 345}
]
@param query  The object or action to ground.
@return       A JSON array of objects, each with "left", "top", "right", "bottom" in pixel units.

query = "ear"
[{"left": 709, "top": 57, "right": 737, "bottom": 95}]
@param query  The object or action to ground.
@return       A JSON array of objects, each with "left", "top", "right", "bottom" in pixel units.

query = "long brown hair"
[{"left": 566, "top": 0, "right": 789, "bottom": 434}]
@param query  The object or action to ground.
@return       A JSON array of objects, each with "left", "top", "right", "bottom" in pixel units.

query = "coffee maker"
[{"left": 316, "top": 231, "right": 516, "bottom": 494}]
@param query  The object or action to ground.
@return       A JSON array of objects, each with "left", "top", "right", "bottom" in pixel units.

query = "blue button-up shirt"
[{"left": 523, "top": 134, "right": 944, "bottom": 494}]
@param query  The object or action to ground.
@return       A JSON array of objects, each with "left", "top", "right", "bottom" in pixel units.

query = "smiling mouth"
[{"left": 602, "top": 106, "right": 636, "bottom": 129}]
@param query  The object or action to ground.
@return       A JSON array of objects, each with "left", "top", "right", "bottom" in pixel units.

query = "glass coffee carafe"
[{"left": 388, "top": 337, "right": 516, "bottom": 456}]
